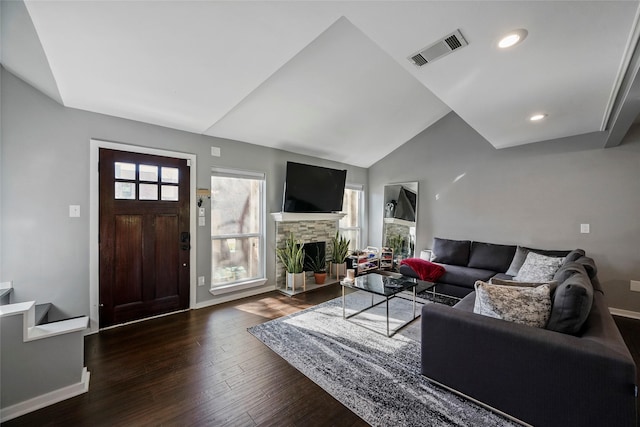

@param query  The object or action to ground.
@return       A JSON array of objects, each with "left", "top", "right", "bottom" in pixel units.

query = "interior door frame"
[{"left": 89, "top": 139, "right": 197, "bottom": 333}]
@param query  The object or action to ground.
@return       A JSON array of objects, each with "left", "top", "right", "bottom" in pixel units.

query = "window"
[
  {"left": 211, "top": 168, "right": 265, "bottom": 288},
  {"left": 339, "top": 185, "right": 364, "bottom": 251},
  {"left": 114, "top": 162, "right": 180, "bottom": 202}
]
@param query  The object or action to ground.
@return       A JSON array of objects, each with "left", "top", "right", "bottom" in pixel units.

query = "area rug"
[{"left": 248, "top": 293, "right": 518, "bottom": 426}]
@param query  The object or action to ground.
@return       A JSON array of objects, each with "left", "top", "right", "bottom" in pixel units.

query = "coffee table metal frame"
[{"left": 340, "top": 273, "right": 430, "bottom": 337}]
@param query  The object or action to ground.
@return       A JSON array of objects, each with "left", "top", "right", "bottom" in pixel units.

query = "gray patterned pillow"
[
  {"left": 473, "top": 281, "right": 551, "bottom": 328},
  {"left": 490, "top": 277, "right": 558, "bottom": 292},
  {"left": 514, "top": 252, "right": 565, "bottom": 282}
]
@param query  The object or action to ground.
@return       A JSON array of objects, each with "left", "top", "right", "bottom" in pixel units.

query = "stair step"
[
  {"left": 0, "top": 287, "right": 13, "bottom": 305},
  {"left": 35, "top": 303, "right": 52, "bottom": 325}
]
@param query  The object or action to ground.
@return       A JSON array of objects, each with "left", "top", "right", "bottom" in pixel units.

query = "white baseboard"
[
  {"left": 1, "top": 367, "right": 90, "bottom": 422},
  {"left": 609, "top": 307, "right": 640, "bottom": 320}
]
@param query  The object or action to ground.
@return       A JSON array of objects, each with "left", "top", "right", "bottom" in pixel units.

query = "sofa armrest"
[{"left": 421, "top": 303, "right": 637, "bottom": 427}]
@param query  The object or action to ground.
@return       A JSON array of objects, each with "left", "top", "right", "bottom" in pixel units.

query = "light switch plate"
[
  {"left": 198, "top": 217, "right": 206, "bottom": 227},
  {"left": 631, "top": 280, "right": 640, "bottom": 292},
  {"left": 69, "top": 205, "right": 80, "bottom": 217},
  {"left": 580, "top": 223, "right": 590, "bottom": 234},
  {"left": 199, "top": 207, "right": 205, "bottom": 217},
  {"left": 198, "top": 276, "right": 206, "bottom": 287},
  {"left": 211, "top": 146, "right": 221, "bottom": 157}
]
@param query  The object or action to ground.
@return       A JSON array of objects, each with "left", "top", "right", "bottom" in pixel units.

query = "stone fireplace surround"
[{"left": 272, "top": 213, "right": 346, "bottom": 293}]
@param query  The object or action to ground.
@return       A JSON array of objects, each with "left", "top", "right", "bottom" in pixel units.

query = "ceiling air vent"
[{"left": 408, "top": 29, "right": 468, "bottom": 67}]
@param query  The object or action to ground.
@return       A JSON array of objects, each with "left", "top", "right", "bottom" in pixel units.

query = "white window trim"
[{"left": 209, "top": 167, "right": 266, "bottom": 293}]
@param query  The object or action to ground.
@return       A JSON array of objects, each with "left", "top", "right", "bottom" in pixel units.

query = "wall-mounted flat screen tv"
[{"left": 283, "top": 162, "right": 347, "bottom": 213}]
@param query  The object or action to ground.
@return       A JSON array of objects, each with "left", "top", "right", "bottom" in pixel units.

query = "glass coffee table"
[{"left": 341, "top": 272, "right": 431, "bottom": 337}]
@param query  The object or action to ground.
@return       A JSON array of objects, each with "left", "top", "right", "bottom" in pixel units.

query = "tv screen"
[
  {"left": 283, "top": 162, "right": 347, "bottom": 213},
  {"left": 394, "top": 186, "right": 416, "bottom": 222}
]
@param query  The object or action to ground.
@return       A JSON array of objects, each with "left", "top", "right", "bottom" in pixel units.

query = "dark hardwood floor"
[
  {"left": 3, "top": 285, "right": 640, "bottom": 426},
  {"left": 3, "top": 284, "right": 366, "bottom": 427}
]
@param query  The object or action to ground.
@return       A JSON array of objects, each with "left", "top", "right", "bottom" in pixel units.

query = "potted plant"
[
  {"left": 276, "top": 232, "right": 305, "bottom": 290},
  {"left": 330, "top": 231, "right": 351, "bottom": 279},
  {"left": 386, "top": 233, "right": 406, "bottom": 264},
  {"left": 307, "top": 251, "right": 327, "bottom": 285}
]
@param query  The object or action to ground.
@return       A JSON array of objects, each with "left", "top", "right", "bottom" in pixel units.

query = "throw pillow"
[
  {"left": 399, "top": 258, "right": 445, "bottom": 282},
  {"left": 546, "top": 273, "right": 593, "bottom": 335},
  {"left": 490, "top": 277, "right": 558, "bottom": 292},
  {"left": 514, "top": 252, "right": 565, "bottom": 282},
  {"left": 473, "top": 281, "right": 551, "bottom": 328},
  {"left": 505, "top": 246, "right": 571, "bottom": 276},
  {"left": 431, "top": 238, "right": 471, "bottom": 266}
]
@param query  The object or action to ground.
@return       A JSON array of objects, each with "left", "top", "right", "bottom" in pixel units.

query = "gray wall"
[
  {"left": 0, "top": 68, "right": 367, "bottom": 320},
  {"left": 369, "top": 112, "right": 640, "bottom": 312}
]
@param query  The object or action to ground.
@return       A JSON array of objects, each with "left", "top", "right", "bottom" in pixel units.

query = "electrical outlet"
[
  {"left": 198, "top": 276, "right": 206, "bottom": 287},
  {"left": 631, "top": 280, "right": 640, "bottom": 292},
  {"left": 580, "top": 223, "right": 590, "bottom": 234}
]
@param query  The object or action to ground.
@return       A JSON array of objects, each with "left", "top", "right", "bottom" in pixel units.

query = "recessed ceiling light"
[
  {"left": 498, "top": 29, "right": 528, "bottom": 49},
  {"left": 530, "top": 113, "right": 547, "bottom": 122}
]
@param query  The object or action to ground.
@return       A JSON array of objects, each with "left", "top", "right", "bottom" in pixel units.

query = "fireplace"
[{"left": 303, "top": 241, "right": 326, "bottom": 271}]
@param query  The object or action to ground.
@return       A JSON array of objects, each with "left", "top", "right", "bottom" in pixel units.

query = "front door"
[{"left": 99, "top": 148, "right": 190, "bottom": 328}]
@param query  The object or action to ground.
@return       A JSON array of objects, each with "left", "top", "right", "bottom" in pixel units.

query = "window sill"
[{"left": 209, "top": 278, "right": 268, "bottom": 296}]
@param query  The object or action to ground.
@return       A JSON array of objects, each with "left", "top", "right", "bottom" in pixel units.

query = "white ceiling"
[{"left": 2, "top": 1, "right": 640, "bottom": 167}]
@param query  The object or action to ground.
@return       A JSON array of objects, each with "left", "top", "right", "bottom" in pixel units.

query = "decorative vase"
[
  {"left": 286, "top": 272, "right": 305, "bottom": 291},
  {"left": 314, "top": 272, "right": 327, "bottom": 285}
]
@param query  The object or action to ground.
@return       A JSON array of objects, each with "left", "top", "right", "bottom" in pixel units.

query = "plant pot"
[
  {"left": 314, "top": 272, "right": 327, "bottom": 285},
  {"left": 331, "top": 262, "right": 347, "bottom": 279},
  {"left": 286, "top": 272, "right": 305, "bottom": 291}
]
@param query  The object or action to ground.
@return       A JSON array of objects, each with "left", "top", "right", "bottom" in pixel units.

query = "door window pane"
[
  {"left": 115, "top": 182, "right": 136, "bottom": 199},
  {"left": 161, "top": 167, "right": 179, "bottom": 184},
  {"left": 139, "top": 183, "right": 158, "bottom": 200},
  {"left": 139, "top": 164, "right": 158, "bottom": 182},
  {"left": 161, "top": 185, "right": 179, "bottom": 201},
  {"left": 115, "top": 162, "right": 136, "bottom": 180}
]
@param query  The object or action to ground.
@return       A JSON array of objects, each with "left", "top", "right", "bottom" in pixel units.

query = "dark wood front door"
[{"left": 99, "top": 148, "right": 190, "bottom": 328}]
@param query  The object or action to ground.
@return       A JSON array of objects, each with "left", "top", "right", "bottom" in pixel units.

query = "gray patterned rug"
[{"left": 248, "top": 292, "right": 518, "bottom": 426}]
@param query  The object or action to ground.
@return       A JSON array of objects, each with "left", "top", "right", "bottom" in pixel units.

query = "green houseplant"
[
  {"left": 306, "top": 251, "right": 327, "bottom": 285},
  {"left": 276, "top": 232, "right": 305, "bottom": 289},
  {"left": 330, "top": 231, "right": 351, "bottom": 278}
]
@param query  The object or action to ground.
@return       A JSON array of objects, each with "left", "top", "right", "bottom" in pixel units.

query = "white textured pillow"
[
  {"left": 473, "top": 281, "right": 551, "bottom": 328},
  {"left": 514, "top": 252, "right": 565, "bottom": 282}
]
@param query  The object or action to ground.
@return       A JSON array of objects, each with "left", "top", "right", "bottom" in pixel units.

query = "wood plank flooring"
[{"left": 3, "top": 285, "right": 640, "bottom": 426}]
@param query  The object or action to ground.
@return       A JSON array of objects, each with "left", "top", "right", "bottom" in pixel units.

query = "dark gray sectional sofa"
[
  {"left": 418, "top": 238, "right": 638, "bottom": 426},
  {"left": 424, "top": 237, "right": 579, "bottom": 298}
]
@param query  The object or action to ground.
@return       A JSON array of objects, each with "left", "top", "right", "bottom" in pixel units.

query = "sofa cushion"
[
  {"left": 553, "top": 262, "right": 588, "bottom": 284},
  {"left": 399, "top": 258, "right": 445, "bottom": 282},
  {"left": 514, "top": 252, "right": 565, "bottom": 282},
  {"left": 473, "top": 281, "right": 552, "bottom": 328},
  {"left": 467, "top": 241, "right": 517, "bottom": 273},
  {"left": 564, "top": 249, "right": 586, "bottom": 263},
  {"left": 431, "top": 238, "right": 471, "bottom": 266},
  {"left": 435, "top": 264, "right": 496, "bottom": 288},
  {"left": 546, "top": 272, "right": 594, "bottom": 335},
  {"left": 505, "top": 246, "right": 571, "bottom": 276},
  {"left": 574, "top": 256, "right": 597, "bottom": 279},
  {"left": 452, "top": 292, "right": 475, "bottom": 312}
]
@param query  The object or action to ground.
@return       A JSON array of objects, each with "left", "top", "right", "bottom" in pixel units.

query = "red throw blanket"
[{"left": 400, "top": 258, "right": 445, "bottom": 282}]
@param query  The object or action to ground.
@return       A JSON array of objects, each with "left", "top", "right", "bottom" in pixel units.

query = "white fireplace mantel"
[{"left": 271, "top": 212, "right": 346, "bottom": 222}]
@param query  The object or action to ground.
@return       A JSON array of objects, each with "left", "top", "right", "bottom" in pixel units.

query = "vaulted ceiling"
[{"left": 2, "top": 1, "right": 640, "bottom": 167}]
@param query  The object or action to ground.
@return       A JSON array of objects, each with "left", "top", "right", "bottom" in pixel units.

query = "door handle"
[{"left": 180, "top": 232, "right": 191, "bottom": 250}]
